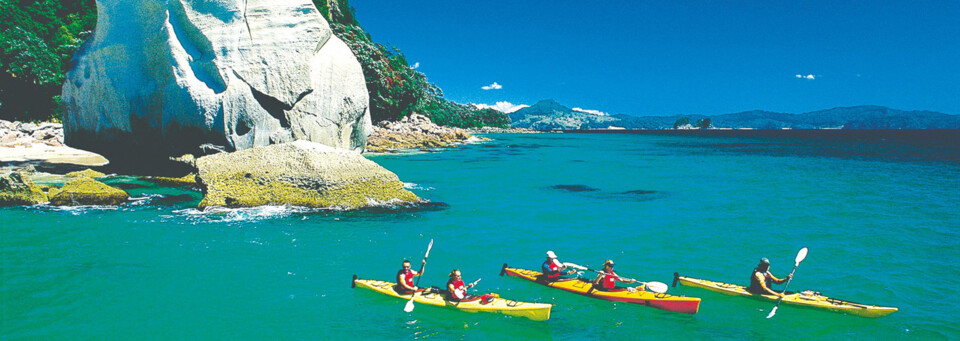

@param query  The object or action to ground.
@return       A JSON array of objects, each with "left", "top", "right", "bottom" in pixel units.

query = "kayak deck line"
[
  {"left": 501, "top": 264, "right": 701, "bottom": 314},
  {"left": 673, "top": 273, "right": 898, "bottom": 318},
  {"left": 351, "top": 275, "right": 552, "bottom": 321}
]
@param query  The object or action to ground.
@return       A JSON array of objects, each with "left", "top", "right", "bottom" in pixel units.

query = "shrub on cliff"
[{"left": 0, "top": 0, "right": 96, "bottom": 122}]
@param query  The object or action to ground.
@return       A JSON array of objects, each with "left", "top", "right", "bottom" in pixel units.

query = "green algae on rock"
[
  {"left": 66, "top": 169, "right": 106, "bottom": 178},
  {"left": 196, "top": 140, "right": 419, "bottom": 209},
  {"left": 0, "top": 171, "right": 49, "bottom": 206},
  {"left": 48, "top": 176, "right": 129, "bottom": 206},
  {"left": 143, "top": 173, "right": 198, "bottom": 187}
]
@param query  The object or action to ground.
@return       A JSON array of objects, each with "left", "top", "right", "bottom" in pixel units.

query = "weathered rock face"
[
  {"left": 0, "top": 171, "right": 48, "bottom": 206},
  {"left": 48, "top": 177, "right": 129, "bottom": 206},
  {"left": 62, "top": 0, "right": 371, "bottom": 165},
  {"left": 196, "top": 140, "right": 419, "bottom": 209}
]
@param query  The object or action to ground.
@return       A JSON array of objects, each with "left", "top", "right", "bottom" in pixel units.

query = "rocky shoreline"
[
  {"left": 364, "top": 114, "right": 487, "bottom": 153},
  {"left": 1, "top": 115, "right": 495, "bottom": 208},
  {"left": 1, "top": 120, "right": 64, "bottom": 147}
]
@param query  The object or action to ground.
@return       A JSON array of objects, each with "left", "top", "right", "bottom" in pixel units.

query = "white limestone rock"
[{"left": 61, "top": 0, "right": 371, "bottom": 163}]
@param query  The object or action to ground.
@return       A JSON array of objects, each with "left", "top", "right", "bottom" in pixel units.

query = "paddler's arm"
[{"left": 416, "top": 259, "right": 426, "bottom": 277}]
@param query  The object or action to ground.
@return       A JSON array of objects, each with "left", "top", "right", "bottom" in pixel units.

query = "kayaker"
[
  {"left": 396, "top": 259, "right": 426, "bottom": 294},
  {"left": 592, "top": 260, "right": 637, "bottom": 292},
  {"left": 541, "top": 250, "right": 575, "bottom": 282},
  {"left": 446, "top": 269, "right": 480, "bottom": 302},
  {"left": 748, "top": 257, "right": 792, "bottom": 297}
]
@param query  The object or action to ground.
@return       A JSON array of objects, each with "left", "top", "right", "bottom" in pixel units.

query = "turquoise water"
[{"left": 3, "top": 132, "right": 959, "bottom": 340}]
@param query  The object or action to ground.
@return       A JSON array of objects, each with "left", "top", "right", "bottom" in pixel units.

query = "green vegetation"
[
  {"left": 673, "top": 117, "right": 690, "bottom": 129},
  {"left": 316, "top": 0, "right": 509, "bottom": 128},
  {"left": 1, "top": 0, "right": 508, "bottom": 128},
  {"left": 0, "top": 0, "right": 97, "bottom": 122},
  {"left": 695, "top": 118, "right": 712, "bottom": 129}
]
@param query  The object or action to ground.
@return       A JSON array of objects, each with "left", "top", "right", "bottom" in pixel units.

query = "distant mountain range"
[{"left": 509, "top": 100, "right": 960, "bottom": 130}]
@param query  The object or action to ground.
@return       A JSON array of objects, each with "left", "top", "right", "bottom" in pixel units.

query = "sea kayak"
[
  {"left": 674, "top": 273, "right": 898, "bottom": 317},
  {"left": 351, "top": 276, "right": 552, "bottom": 321},
  {"left": 500, "top": 264, "right": 700, "bottom": 314}
]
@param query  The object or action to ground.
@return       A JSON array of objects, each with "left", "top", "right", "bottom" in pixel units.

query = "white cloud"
[
  {"left": 481, "top": 82, "right": 503, "bottom": 90},
  {"left": 411, "top": 62, "right": 420, "bottom": 69},
  {"left": 472, "top": 101, "right": 529, "bottom": 113},
  {"left": 572, "top": 107, "right": 608, "bottom": 116},
  {"left": 795, "top": 74, "right": 816, "bottom": 80}
]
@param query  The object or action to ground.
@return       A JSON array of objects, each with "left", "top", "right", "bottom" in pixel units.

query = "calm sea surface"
[{"left": 3, "top": 131, "right": 959, "bottom": 340}]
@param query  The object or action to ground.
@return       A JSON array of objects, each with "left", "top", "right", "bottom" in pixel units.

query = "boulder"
[
  {"left": 66, "top": 169, "right": 106, "bottom": 178},
  {"left": 61, "top": 0, "right": 371, "bottom": 166},
  {"left": 0, "top": 171, "right": 48, "bottom": 206},
  {"left": 48, "top": 177, "right": 130, "bottom": 206},
  {"left": 196, "top": 140, "right": 419, "bottom": 209}
]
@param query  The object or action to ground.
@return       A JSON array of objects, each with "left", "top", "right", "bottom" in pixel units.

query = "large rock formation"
[
  {"left": 196, "top": 140, "right": 419, "bottom": 209},
  {"left": 0, "top": 171, "right": 48, "bottom": 206},
  {"left": 61, "top": 0, "right": 371, "bottom": 166}
]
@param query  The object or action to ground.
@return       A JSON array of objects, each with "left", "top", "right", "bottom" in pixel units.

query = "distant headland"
[{"left": 509, "top": 99, "right": 960, "bottom": 130}]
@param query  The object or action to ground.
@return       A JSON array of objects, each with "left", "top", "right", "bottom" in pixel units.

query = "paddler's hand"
[
  {"left": 422, "top": 259, "right": 426, "bottom": 266},
  {"left": 786, "top": 274, "right": 793, "bottom": 280}
]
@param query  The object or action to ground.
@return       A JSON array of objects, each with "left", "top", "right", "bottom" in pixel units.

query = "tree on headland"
[
  {"left": 0, "top": 0, "right": 97, "bottom": 122},
  {"left": 673, "top": 117, "right": 690, "bottom": 129},
  {"left": 695, "top": 118, "right": 712, "bottom": 129}
]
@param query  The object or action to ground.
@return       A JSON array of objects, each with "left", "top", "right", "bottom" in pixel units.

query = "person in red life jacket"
[
  {"left": 446, "top": 269, "right": 479, "bottom": 302},
  {"left": 396, "top": 259, "right": 426, "bottom": 294},
  {"left": 747, "top": 257, "right": 792, "bottom": 297},
  {"left": 592, "top": 260, "right": 636, "bottom": 292},
  {"left": 540, "top": 250, "right": 575, "bottom": 282}
]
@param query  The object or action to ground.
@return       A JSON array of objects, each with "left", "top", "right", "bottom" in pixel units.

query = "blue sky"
[{"left": 349, "top": 1, "right": 960, "bottom": 116}]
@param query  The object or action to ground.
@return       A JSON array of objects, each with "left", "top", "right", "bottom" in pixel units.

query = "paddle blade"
[
  {"left": 645, "top": 281, "right": 669, "bottom": 294},
  {"left": 766, "top": 306, "right": 778, "bottom": 318},
  {"left": 563, "top": 262, "right": 587, "bottom": 270},
  {"left": 795, "top": 247, "right": 809, "bottom": 266},
  {"left": 404, "top": 297, "right": 415, "bottom": 312},
  {"left": 424, "top": 239, "right": 434, "bottom": 258}
]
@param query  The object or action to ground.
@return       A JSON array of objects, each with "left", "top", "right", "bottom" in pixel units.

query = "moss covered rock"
[
  {"left": 49, "top": 177, "right": 129, "bottom": 206},
  {"left": 196, "top": 140, "right": 419, "bottom": 209},
  {"left": 144, "top": 173, "right": 198, "bottom": 187},
  {"left": 66, "top": 169, "right": 106, "bottom": 178},
  {"left": 0, "top": 171, "right": 48, "bottom": 206}
]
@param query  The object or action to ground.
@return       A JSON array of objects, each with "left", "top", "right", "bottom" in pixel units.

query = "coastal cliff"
[{"left": 61, "top": 0, "right": 371, "bottom": 166}]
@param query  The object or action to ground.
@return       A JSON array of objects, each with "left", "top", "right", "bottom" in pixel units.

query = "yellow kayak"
[
  {"left": 502, "top": 265, "right": 700, "bottom": 314},
  {"left": 674, "top": 273, "right": 897, "bottom": 317},
  {"left": 351, "top": 276, "right": 552, "bottom": 321}
]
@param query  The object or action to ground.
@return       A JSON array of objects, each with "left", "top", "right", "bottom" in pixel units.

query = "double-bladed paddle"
[
  {"left": 403, "top": 239, "right": 434, "bottom": 313},
  {"left": 766, "top": 247, "right": 808, "bottom": 319},
  {"left": 563, "top": 262, "right": 669, "bottom": 294}
]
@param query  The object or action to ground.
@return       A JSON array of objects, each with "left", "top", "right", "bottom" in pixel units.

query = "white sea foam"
[{"left": 172, "top": 205, "right": 317, "bottom": 224}]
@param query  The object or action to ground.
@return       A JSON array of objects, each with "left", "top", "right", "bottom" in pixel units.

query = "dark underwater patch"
[
  {"left": 550, "top": 184, "right": 599, "bottom": 192},
  {"left": 623, "top": 190, "right": 657, "bottom": 195}
]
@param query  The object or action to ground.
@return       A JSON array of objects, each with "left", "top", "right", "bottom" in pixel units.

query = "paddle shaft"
[
  {"left": 770, "top": 265, "right": 799, "bottom": 307},
  {"left": 404, "top": 239, "right": 433, "bottom": 312},
  {"left": 768, "top": 247, "right": 808, "bottom": 318}
]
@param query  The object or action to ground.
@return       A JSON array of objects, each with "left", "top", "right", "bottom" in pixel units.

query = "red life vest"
[
  {"left": 600, "top": 272, "right": 618, "bottom": 289},
  {"left": 542, "top": 260, "right": 561, "bottom": 278},
  {"left": 397, "top": 269, "right": 415, "bottom": 288},
  {"left": 447, "top": 278, "right": 466, "bottom": 299}
]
